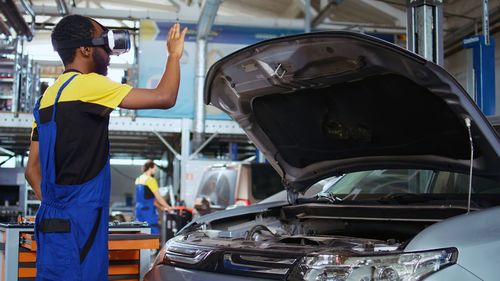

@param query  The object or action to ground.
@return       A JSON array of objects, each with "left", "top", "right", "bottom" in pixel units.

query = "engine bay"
[{"left": 179, "top": 203, "right": 469, "bottom": 255}]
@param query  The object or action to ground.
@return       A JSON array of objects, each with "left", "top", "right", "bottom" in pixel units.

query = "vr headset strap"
[{"left": 52, "top": 37, "right": 106, "bottom": 51}]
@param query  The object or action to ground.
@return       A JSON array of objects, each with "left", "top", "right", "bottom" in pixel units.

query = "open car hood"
[{"left": 205, "top": 32, "right": 500, "bottom": 193}]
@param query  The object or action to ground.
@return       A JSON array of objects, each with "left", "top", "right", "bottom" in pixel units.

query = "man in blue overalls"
[
  {"left": 24, "top": 15, "right": 187, "bottom": 281},
  {"left": 135, "top": 160, "right": 173, "bottom": 235}
]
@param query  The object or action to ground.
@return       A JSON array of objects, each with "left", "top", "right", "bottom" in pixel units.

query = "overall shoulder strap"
[
  {"left": 51, "top": 73, "right": 79, "bottom": 122},
  {"left": 33, "top": 95, "right": 43, "bottom": 123}
]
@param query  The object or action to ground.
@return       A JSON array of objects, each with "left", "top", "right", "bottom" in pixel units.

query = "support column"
[
  {"left": 193, "top": 0, "right": 222, "bottom": 150},
  {"left": 229, "top": 143, "right": 238, "bottom": 161},
  {"left": 255, "top": 148, "right": 266, "bottom": 163},
  {"left": 12, "top": 38, "right": 23, "bottom": 117},
  {"left": 407, "top": 0, "right": 443, "bottom": 65},
  {"left": 193, "top": 38, "right": 207, "bottom": 149},
  {"left": 172, "top": 157, "right": 181, "bottom": 197},
  {"left": 304, "top": 0, "right": 311, "bottom": 33},
  {"left": 180, "top": 118, "right": 191, "bottom": 202},
  {"left": 463, "top": 0, "right": 496, "bottom": 115}
]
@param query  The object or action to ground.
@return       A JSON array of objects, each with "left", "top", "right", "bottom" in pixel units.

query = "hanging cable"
[{"left": 465, "top": 118, "right": 474, "bottom": 214}]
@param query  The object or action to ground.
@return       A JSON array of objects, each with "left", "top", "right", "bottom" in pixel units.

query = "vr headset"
[{"left": 52, "top": 29, "right": 131, "bottom": 56}]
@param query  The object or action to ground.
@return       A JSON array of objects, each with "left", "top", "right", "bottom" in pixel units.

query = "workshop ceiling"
[
  {"left": 20, "top": 0, "right": 499, "bottom": 31},
  {"left": 1, "top": 0, "right": 498, "bottom": 54},
  {"left": 0, "top": 0, "right": 493, "bottom": 55}
]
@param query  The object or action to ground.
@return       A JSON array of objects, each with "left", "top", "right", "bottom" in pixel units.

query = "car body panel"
[
  {"left": 406, "top": 206, "right": 500, "bottom": 281},
  {"left": 205, "top": 32, "right": 500, "bottom": 193},
  {"left": 422, "top": 264, "right": 481, "bottom": 281}
]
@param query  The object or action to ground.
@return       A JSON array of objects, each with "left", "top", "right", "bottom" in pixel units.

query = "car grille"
[{"left": 223, "top": 252, "right": 297, "bottom": 278}]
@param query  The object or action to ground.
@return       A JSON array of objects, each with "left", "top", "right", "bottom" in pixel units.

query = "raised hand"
[{"left": 167, "top": 22, "right": 188, "bottom": 59}]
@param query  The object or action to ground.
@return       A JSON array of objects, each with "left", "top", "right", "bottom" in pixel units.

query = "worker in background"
[
  {"left": 135, "top": 160, "right": 173, "bottom": 234},
  {"left": 24, "top": 14, "right": 187, "bottom": 281},
  {"left": 39, "top": 81, "right": 49, "bottom": 96}
]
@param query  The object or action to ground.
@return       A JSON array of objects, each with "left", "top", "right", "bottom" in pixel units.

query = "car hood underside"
[{"left": 204, "top": 32, "right": 500, "bottom": 193}]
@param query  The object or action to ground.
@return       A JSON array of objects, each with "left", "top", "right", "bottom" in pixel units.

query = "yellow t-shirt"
[
  {"left": 135, "top": 174, "right": 159, "bottom": 193},
  {"left": 31, "top": 71, "right": 132, "bottom": 185}
]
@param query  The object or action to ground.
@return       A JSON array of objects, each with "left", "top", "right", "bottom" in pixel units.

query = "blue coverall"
[
  {"left": 34, "top": 74, "right": 111, "bottom": 281},
  {"left": 135, "top": 184, "right": 160, "bottom": 234}
]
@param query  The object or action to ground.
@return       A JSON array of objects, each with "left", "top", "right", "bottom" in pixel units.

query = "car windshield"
[{"left": 322, "top": 169, "right": 500, "bottom": 205}]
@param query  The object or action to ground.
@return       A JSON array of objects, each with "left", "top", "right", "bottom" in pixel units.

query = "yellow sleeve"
[
  {"left": 145, "top": 177, "right": 159, "bottom": 193},
  {"left": 31, "top": 120, "right": 38, "bottom": 141},
  {"left": 80, "top": 73, "right": 132, "bottom": 109}
]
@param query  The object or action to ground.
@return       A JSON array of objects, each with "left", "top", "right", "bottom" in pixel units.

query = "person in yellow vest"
[{"left": 135, "top": 160, "right": 173, "bottom": 234}]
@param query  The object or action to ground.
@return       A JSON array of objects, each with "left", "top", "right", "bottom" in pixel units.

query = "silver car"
[{"left": 145, "top": 31, "right": 500, "bottom": 281}]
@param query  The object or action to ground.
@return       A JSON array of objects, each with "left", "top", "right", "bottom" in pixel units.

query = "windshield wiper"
[
  {"left": 377, "top": 193, "right": 433, "bottom": 204},
  {"left": 296, "top": 192, "right": 343, "bottom": 204}
]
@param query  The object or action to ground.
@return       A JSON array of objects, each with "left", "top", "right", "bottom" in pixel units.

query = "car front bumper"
[{"left": 144, "top": 265, "right": 275, "bottom": 281}]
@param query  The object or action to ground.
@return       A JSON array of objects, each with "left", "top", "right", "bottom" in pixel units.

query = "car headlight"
[
  {"left": 156, "top": 237, "right": 212, "bottom": 266},
  {"left": 290, "top": 248, "right": 457, "bottom": 281}
]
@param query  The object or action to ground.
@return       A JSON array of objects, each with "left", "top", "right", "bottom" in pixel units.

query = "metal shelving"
[
  {"left": 0, "top": 38, "right": 17, "bottom": 112},
  {"left": 0, "top": 112, "right": 246, "bottom": 160},
  {"left": 19, "top": 184, "right": 40, "bottom": 217},
  {"left": 0, "top": 37, "right": 40, "bottom": 115}
]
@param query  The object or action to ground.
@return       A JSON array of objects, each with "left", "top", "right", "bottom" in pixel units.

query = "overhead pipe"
[
  {"left": 0, "top": 0, "right": 33, "bottom": 40},
  {"left": 55, "top": 0, "right": 69, "bottom": 15},
  {"left": 193, "top": 0, "right": 222, "bottom": 150}
]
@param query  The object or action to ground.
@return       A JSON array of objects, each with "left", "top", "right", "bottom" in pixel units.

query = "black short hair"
[
  {"left": 51, "top": 15, "right": 95, "bottom": 65},
  {"left": 143, "top": 160, "right": 156, "bottom": 172}
]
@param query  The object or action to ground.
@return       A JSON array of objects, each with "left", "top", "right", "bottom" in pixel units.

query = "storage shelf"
[
  {"left": 0, "top": 49, "right": 16, "bottom": 54},
  {"left": 0, "top": 112, "right": 245, "bottom": 134},
  {"left": 0, "top": 61, "right": 14, "bottom": 66}
]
